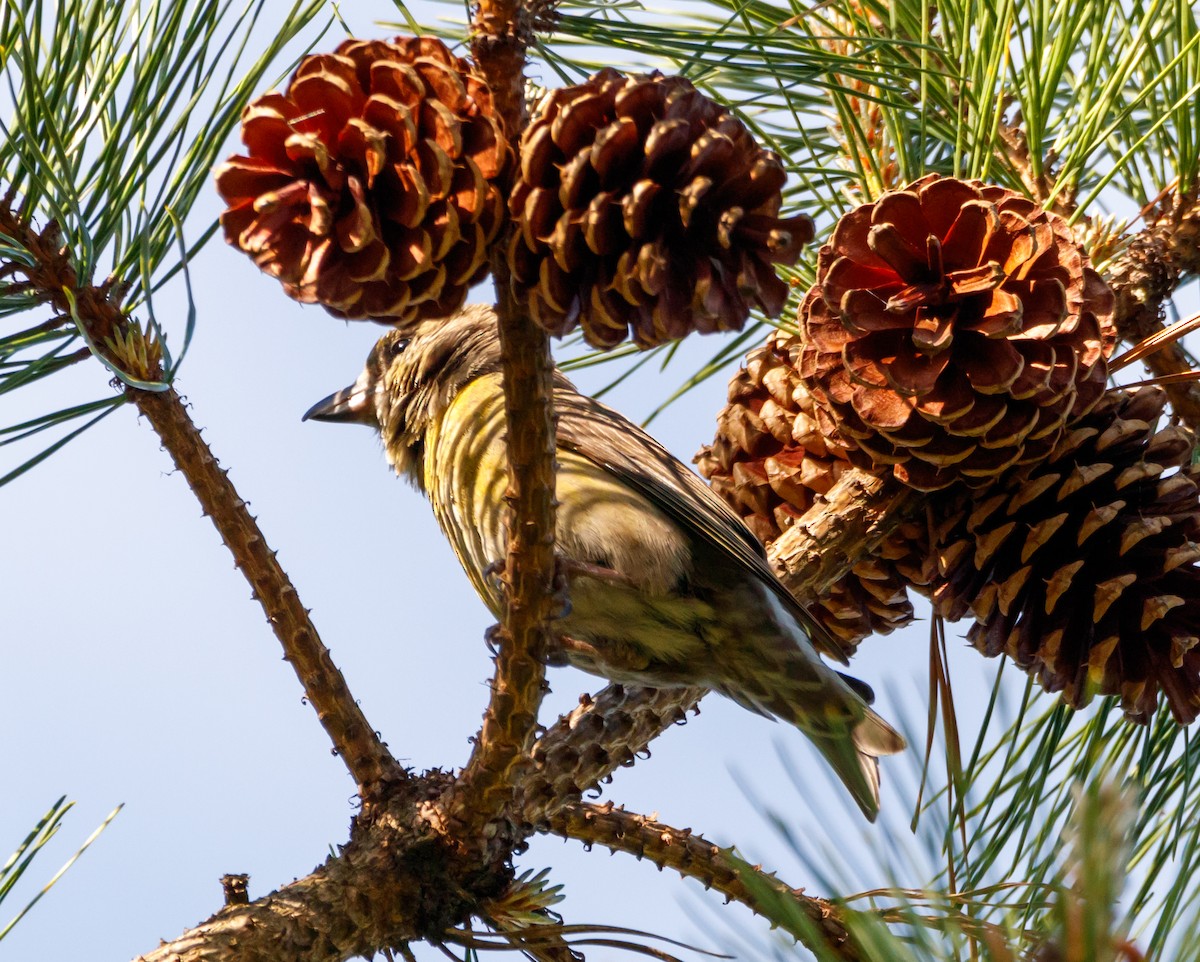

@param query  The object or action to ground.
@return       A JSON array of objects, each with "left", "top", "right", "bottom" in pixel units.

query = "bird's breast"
[{"left": 424, "top": 376, "right": 513, "bottom": 610}]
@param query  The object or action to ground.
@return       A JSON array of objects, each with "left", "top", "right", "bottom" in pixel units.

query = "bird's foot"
[
  {"left": 549, "top": 635, "right": 600, "bottom": 666},
  {"left": 482, "top": 558, "right": 507, "bottom": 593},
  {"left": 550, "top": 556, "right": 633, "bottom": 620}
]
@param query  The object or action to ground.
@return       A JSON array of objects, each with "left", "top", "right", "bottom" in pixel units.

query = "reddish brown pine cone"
[
  {"left": 696, "top": 330, "right": 932, "bottom": 649},
  {"left": 797, "top": 175, "right": 1116, "bottom": 491},
  {"left": 509, "top": 69, "right": 814, "bottom": 348},
  {"left": 216, "top": 37, "right": 507, "bottom": 326},
  {"left": 696, "top": 333, "right": 856, "bottom": 544},
  {"left": 931, "top": 386, "right": 1200, "bottom": 724}
]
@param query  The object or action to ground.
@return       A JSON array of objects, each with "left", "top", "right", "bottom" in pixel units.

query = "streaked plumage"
[{"left": 305, "top": 304, "right": 905, "bottom": 819}]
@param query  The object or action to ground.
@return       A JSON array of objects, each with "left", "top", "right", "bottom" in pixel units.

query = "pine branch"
[
  {"left": 132, "top": 387, "right": 403, "bottom": 798},
  {"left": 135, "top": 781, "right": 869, "bottom": 962},
  {"left": 449, "top": 0, "right": 558, "bottom": 839},
  {"left": 546, "top": 801, "right": 857, "bottom": 959}
]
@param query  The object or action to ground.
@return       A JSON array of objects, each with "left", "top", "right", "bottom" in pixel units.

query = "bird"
[{"left": 304, "top": 303, "right": 905, "bottom": 819}]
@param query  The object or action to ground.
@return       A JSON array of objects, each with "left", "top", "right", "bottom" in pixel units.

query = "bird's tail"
[
  {"left": 708, "top": 611, "right": 907, "bottom": 820},
  {"left": 717, "top": 671, "right": 907, "bottom": 821},
  {"left": 806, "top": 708, "right": 906, "bottom": 822}
]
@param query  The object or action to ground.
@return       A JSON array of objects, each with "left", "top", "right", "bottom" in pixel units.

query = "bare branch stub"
[
  {"left": 133, "top": 775, "right": 514, "bottom": 962},
  {"left": 450, "top": 0, "right": 559, "bottom": 834}
]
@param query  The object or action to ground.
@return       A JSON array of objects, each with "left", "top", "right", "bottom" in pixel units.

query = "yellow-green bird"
[{"left": 305, "top": 304, "right": 905, "bottom": 819}]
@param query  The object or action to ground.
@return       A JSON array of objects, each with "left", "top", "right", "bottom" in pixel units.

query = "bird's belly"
[
  {"left": 553, "top": 577, "right": 717, "bottom": 686},
  {"left": 424, "top": 382, "right": 513, "bottom": 611}
]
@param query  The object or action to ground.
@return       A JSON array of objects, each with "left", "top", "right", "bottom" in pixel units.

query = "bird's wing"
[{"left": 552, "top": 383, "right": 852, "bottom": 666}]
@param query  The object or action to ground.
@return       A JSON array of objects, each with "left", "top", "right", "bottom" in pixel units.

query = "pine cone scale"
[{"left": 927, "top": 387, "right": 1200, "bottom": 723}]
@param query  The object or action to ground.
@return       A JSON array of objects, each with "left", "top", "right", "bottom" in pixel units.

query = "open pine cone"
[
  {"left": 697, "top": 333, "right": 857, "bottom": 545},
  {"left": 696, "top": 330, "right": 934, "bottom": 648},
  {"left": 216, "top": 37, "right": 507, "bottom": 326},
  {"left": 931, "top": 386, "right": 1200, "bottom": 723},
  {"left": 797, "top": 175, "right": 1116, "bottom": 491},
  {"left": 508, "top": 69, "right": 814, "bottom": 348}
]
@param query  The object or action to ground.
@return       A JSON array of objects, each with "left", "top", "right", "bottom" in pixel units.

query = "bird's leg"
[
  {"left": 549, "top": 555, "right": 640, "bottom": 619},
  {"left": 556, "top": 557, "right": 638, "bottom": 589},
  {"left": 488, "top": 554, "right": 635, "bottom": 602},
  {"left": 548, "top": 635, "right": 602, "bottom": 666},
  {"left": 490, "top": 553, "right": 648, "bottom": 672},
  {"left": 549, "top": 557, "right": 651, "bottom": 674}
]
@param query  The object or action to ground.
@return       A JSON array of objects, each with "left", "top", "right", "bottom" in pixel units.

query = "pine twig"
[
  {"left": 449, "top": 0, "right": 556, "bottom": 836},
  {"left": 998, "top": 120, "right": 1071, "bottom": 215},
  {"left": 0, "top": 205, "right": 145, "bottom": 376},
  {"left": 766, "top": 469, "right": 921, "bottom": 606},
  {"left": 546, "top": 801, "right": 857, "bottom": 959},
  {"left": 523, "top": 686, "right": 705, "bottom": 826}
]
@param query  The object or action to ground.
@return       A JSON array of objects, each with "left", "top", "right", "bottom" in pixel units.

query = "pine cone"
[
  {"left": 797, "top": 175, "right": 1116, "bottom": 491},
  {"left": 696, "top": 330, "right": 929, "bottom": 648},
  {"left": 508, "top": 69, "right": 814, "bottom": 348},
  {"left": 216, "top": 37, "right": 507, "bottom": 326},
  {"left": 697, "top": 332, "right": 858, "bottom": 543},
  {"left": 931, "top": 386, "right": 1200, "bottom": 723}
]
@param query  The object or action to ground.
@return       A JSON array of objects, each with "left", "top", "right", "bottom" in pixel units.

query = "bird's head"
[{"left": 304, "top": 303, "right": 504, "bottom": 481}]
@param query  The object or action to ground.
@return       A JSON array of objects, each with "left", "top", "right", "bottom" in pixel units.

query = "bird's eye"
[{"left": 390, "top": 338, "right": 410, "bottom": 358}]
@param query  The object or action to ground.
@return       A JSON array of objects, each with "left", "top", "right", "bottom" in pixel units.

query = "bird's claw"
[{"left": 483, "top": 558, "right": 507, "bottom": 592}]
